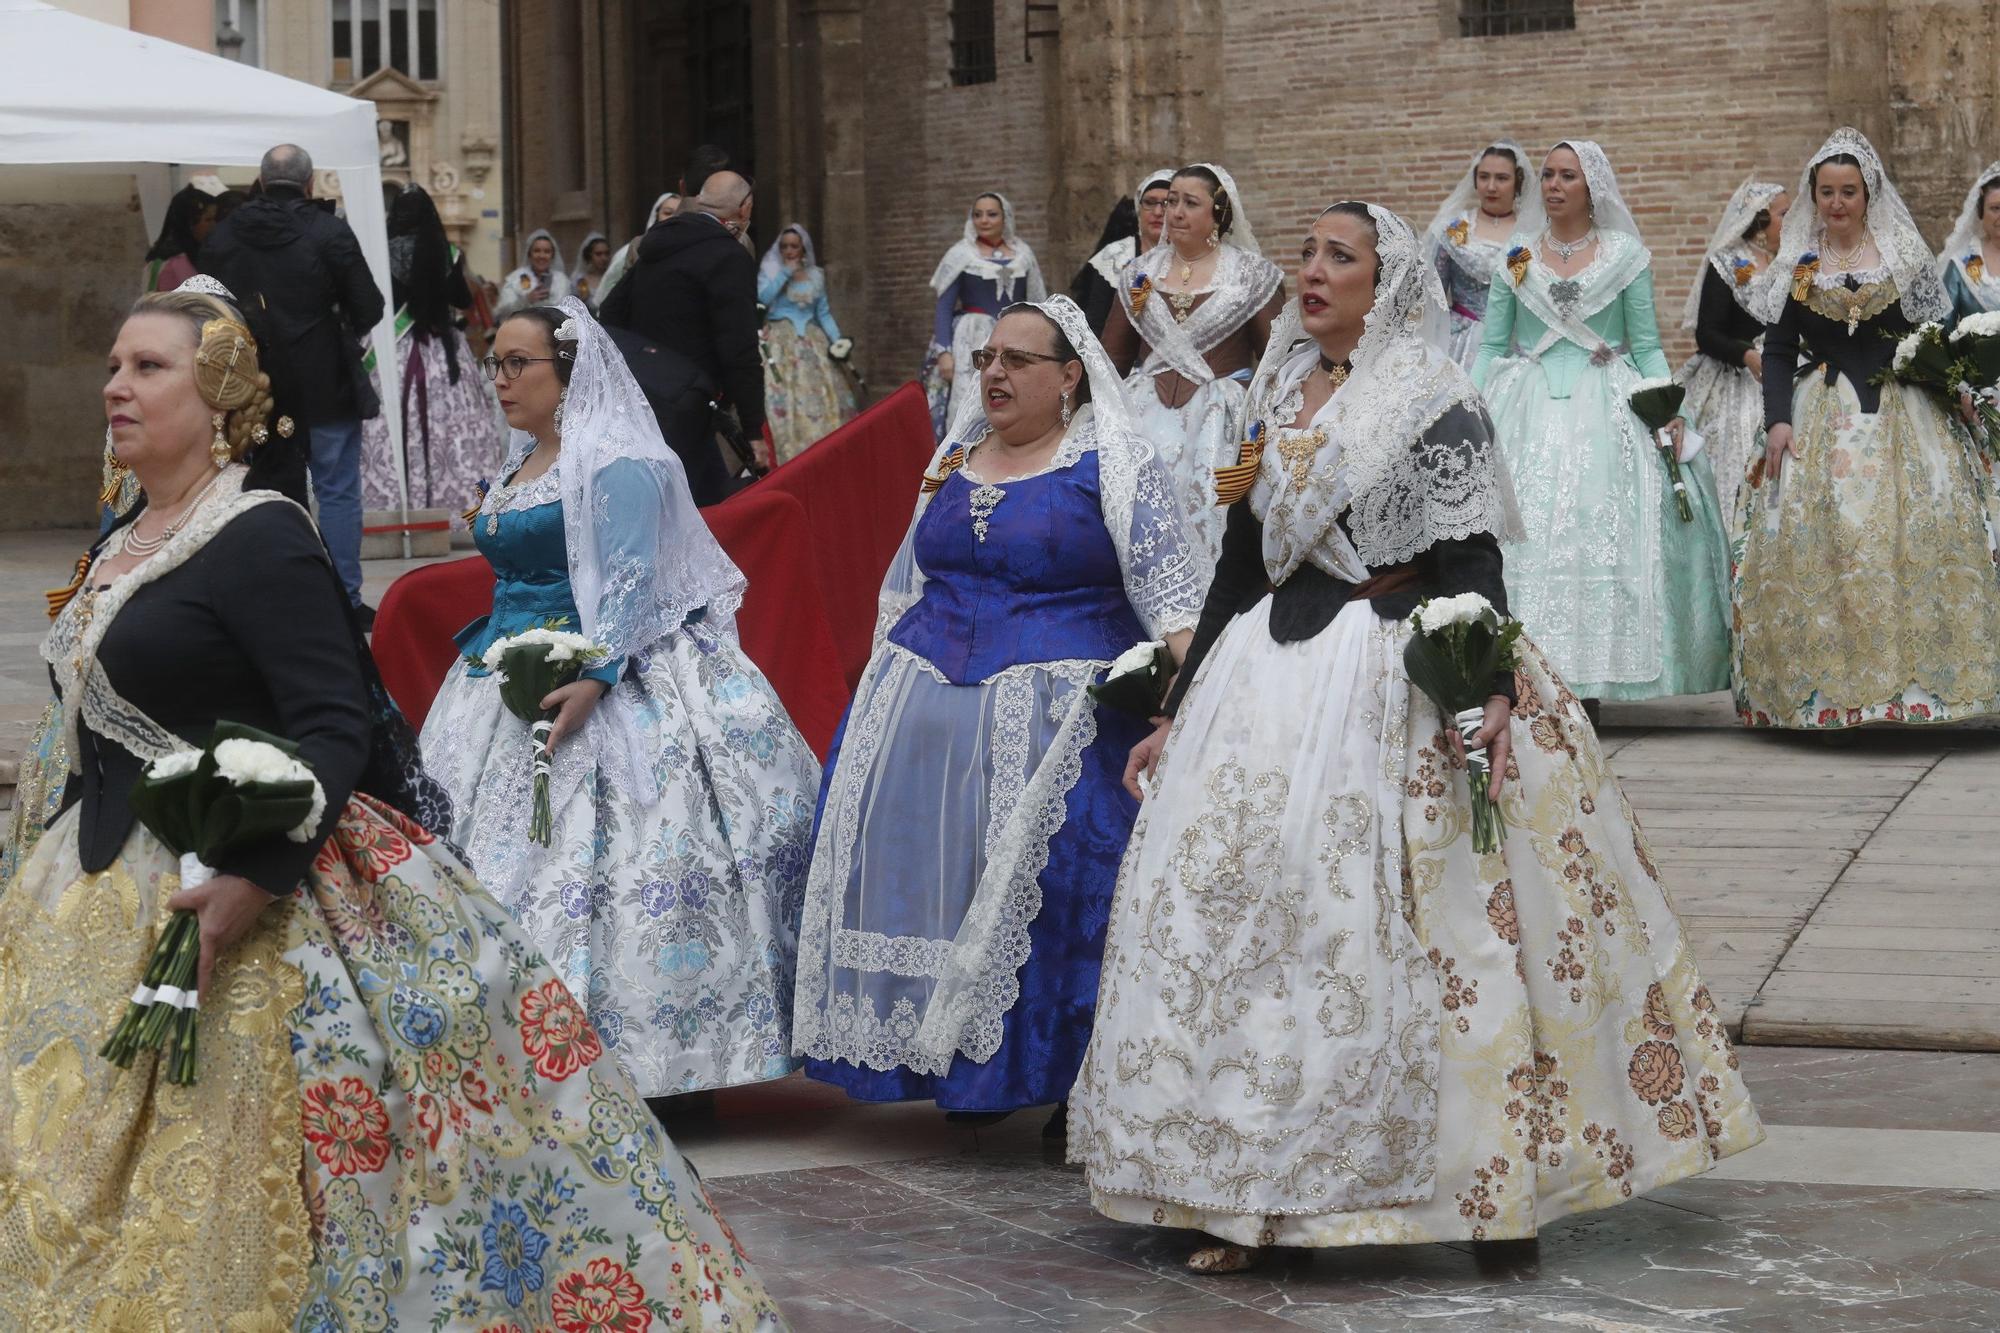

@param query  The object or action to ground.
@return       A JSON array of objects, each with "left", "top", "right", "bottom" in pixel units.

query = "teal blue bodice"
[{"left": 456, "top": 483, "right": 621, "bottom": 686}]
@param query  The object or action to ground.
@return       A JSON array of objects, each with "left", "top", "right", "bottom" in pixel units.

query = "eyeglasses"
[
  {"left": 480, "top": 354, "right": 561, "bottom": 382},
  {"left": 1139, "top": 198, "right": 1169, "bottom": 212},
  {"left": 969, "top": 347, "right": 1068, "bottom": 373}
]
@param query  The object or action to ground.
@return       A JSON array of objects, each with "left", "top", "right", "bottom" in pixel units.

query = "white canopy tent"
[{"left": 0, "top": 0, "right": 409, "bottom": 531}]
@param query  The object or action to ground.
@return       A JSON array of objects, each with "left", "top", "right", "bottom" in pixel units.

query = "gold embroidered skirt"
[
  {"left": 1070, "top": 599, "right": 1762, "bottom": 1246},
  {"left": 1732, "top": 375, "right": 2000, "bottom": 728},
  {"left": 0, "top": 797, "right": 786, "bottom": 1330}
]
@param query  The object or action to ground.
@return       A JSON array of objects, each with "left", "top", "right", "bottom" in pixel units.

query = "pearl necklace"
[
  {"left": 1543, "top": 227, "right": 1597, "bottom": 263},
  {"left": 119, "top": 467, "right": 226, "bottom": 558},
  {"left": 1824, "top": 230, "right": 1870, "bottom": 272}
]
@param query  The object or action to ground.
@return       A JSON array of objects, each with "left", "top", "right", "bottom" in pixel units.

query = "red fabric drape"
[
  {"left": 371, "top": 383, "right": 935, "bottom": 757},
  {"left": 754, "top": 382, "right": 936, "bottom": 688}
]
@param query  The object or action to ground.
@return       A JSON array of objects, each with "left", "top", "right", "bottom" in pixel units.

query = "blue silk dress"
[{"left": 793, "top": 426, "right": 1203, "bottom": 1111}]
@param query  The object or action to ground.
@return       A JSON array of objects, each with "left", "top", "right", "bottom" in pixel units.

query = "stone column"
[
  {"left": 806, "top": 0, "right": 869, "bottom": 383},
  {"left": 1046, "top": 0, "right": 1224, "bottom": 271},
  {"left": 1828, "top": 0, "right": 2000, "bottom": 241}
]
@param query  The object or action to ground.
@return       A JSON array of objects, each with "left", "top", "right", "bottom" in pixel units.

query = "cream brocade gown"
[{"left": 1071, "top": 615, "right": 1762, "bottom": 1247}]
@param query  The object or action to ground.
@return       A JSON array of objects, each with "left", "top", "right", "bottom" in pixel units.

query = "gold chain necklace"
[{"left": 1824, "top": 231, "right": 1869, "bottom": 272}]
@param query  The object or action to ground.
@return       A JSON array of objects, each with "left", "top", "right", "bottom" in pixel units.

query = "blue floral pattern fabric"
[{"left": 421, "top": 473, "right": 820, "bottom": 1097}]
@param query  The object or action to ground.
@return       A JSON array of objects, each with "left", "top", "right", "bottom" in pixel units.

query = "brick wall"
[
  {"left": 857, "top": 0, "right": 1061, "bottom": 385},
  {"left": 847, "top": 0, "right": 1844, "bottom": 375}
]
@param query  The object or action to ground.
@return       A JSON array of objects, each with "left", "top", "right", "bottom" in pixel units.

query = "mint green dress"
[{"left": 1472, "top": 230, "right": 1732, "bottom": 699}]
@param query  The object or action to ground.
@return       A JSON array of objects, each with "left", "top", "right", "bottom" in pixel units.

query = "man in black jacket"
[
  {"left": 201, "top": 143, "right": 385, "bottom": 617},
  {"left": 600, "top": 170, "right": 767, "bottom": 498}
]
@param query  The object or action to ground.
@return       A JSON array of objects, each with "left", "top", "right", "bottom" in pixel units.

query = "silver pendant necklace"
[{"left": 1544, "top": 228, "right": 1597, "bottom": 263}]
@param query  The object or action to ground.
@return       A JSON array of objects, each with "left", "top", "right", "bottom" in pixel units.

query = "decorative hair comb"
[{"left": 175, "top": 274, "right": 236, "bottom": 301}]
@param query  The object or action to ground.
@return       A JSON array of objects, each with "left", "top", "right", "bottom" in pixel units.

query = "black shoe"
[
  {"left": 1472, "top": 1236, "right": 1540, "bottom": 1275},
  {"left": 355, "top": 603, "right": 377, "bottom": 632},
  {"left": 1581, "top": 697, "right": 1601, "bottom": 726},
  {"left": 1042, "top": 1104, "right": 1068, "bottom": 1141}
]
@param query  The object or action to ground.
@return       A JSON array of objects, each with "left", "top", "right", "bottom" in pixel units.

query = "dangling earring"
[
  {"left": 209, "top": 411, "right": 232, "bottom": 468},
  {"left": 1205, "top": 226, "right": 1220, "bottom": 250},
  {"left": 100, "top": 424, "right": 130, "bottom": 510},
  {"left": 1060, "top": 390, "right": 1072, "bottom": 427}
]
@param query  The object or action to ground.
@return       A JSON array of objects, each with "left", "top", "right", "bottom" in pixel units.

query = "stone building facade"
[
  {"left": 0, "top": 0, "right": 503, "bottom": 530},
  {"left": 506, "top": 0, "right": 2000, "bottom": 396}
]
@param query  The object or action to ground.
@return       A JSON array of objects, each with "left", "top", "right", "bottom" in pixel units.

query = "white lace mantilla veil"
[
  {"left": 1420, "top": 139, "right": 1547, "bottom": 262},
  {"left": 1184, "top": 160, "right": 1260, "bottom": 255},
  {"left": 757, "top": 221, "right": 820, "bottom": 287},
  {"left": 1087, "top": 167, "right": 1179, "bottom": 285},
  {"left": 1246, "top": 203, "right": 1522, "bottom": 587},
  {"left": 1550, "top": 139, "right": 1641, "bottom": 241},
  {"left": 880, "top": 293, "right": 1204, "bottom": 649},
  {"left": 1938, "top": 159, "right": 2000, "bottom": 279},
  {"left": 1679, "top": 177, "right": 1788, "bottom": 330},
  {"left": 502, "top": 297, "right": 747, "bottom": 793},
  {"left": 928, "top": 191, "right": 1049, "bottom": 299},
  {"left": 1750, "top": 127, "right": 1950, "bottom": 325}
]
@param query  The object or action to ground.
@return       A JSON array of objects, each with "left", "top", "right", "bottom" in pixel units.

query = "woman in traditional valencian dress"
[
  {"left": 1674, "top": 179, "right": 1789, "bottom": 531},
  {"left": 1422, "top": 140, "right": 1544, "bottom": 368},
  {"left": 0, "top": 286, "right": 783, "bottom": 1330},
  {"left": 758, "top": 223, "right": 857, "bottom": 462},
  {"left": 358, "top": 184, "right": 506, "bottom": 517},
  {"left": 1071, "top": 168, "right": 1175, "bottom": 335},
  {"left": 420, "top": 299, "right": 820, "bottom": 1095},
  {"left": 1101, "top": 162, "right": 1285, "bottom": 571},
  {"left": 1070, "top": 201, "right": 1762, "bottom": 1275},
  {"left": 494, "top": 228, "right": 572, "bottom": 319},
  {"left": 1474, "top": 140, "right": 1732, "bottom": 704},
  {"left": 1735, "top": 128, "right": 2000, "bottom": 729},
  {"left": 794, "top": 295, "right": 1206, "bottom": 1130},
  {"left": 922, "top": 192, "right": 1049, "bottom": 439},
  {"left": 1939, "top": 161, "right": 2000, "bottom": 322}
]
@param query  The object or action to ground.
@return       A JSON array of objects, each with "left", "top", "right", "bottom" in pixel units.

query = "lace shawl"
[
  {"left": 1551, "top": 139, "right": 1641, "bottom": 240},
  {"left": 1117, "top": 242, "right": 1284, "bottom": 383},
  {"left": 928, "top": 192, "right": 1048, "bottom": 300},
  {"left": 42, "top": 468, "right": 279, "bottom": 769},
  {"left": 1680, "top": 178, "right": 1787, "bottom": 329},
  {"left": 1937, "top": 159, "right": 2000, "bottom": 300},
  {"left": 1246, "top": 203, "right": 1521, "bottom": 584},
  {"left": 1751, "top": 126, "right": 1949, "bottom": 325},
  {"left": 1421, "top": 140, "right": 1546, "bottom": 285}
]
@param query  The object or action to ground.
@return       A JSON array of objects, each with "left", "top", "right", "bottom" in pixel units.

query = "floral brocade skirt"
[
  {"left": 1070, "top": 600, "right": 1762, "bottom": 1247},
  {"left": 0, "top": 698, "right": 67, "bottom": 888},
  {"left": 0, "top": 795, "right": 784, "bottom": 1331},
  {"left": 423, "top": 619, "right": 820, "bottom": 1097},
  {"left": 360, "top": 328, "right": 509, "bottom": 512},
  {"left": 1732, "top": 375, "right": 2000, "bottom": 729},
  {"left": 764, "top": 321, "right": 856, "bottom": 464}
]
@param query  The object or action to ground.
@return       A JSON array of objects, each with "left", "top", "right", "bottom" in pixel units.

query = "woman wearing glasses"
[
  {"left": 420, "top": 300, "right": 821, "bottom": 1100},
  {"left": 792, "top": 295, "right": 1206, "bottom": 1134},
  {"left": 1070, "top": 169, "right": 1176, "bottom": 335}
]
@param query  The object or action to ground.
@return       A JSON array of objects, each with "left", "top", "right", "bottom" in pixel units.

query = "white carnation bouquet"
[
  {"left": 476, "top": 622, "right": 608, "bottom": 845},
  {"left": 103, "top": 722, "right": 327, "bottom": 1085},
  {"left": 1405, "top": 595, "right": 1524, "bottom": 854},
  {"left": 1088, "top": 639, "right": 1172, "bottom": 721},
  {"left": 1879, "top": 321, "right": 2000, "bottom": 456},
  {"left": 1946, "top": 312, "right": 2000, "bottom": 451}
]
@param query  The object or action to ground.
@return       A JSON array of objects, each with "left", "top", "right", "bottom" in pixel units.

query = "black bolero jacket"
[
  {"left": 1164, "top": 401, "right": 1517, "bottom": 716},
  {"left": 59, "top": 500, "right": 371, "bottom": 894},
  {"left": 1762, "top": 276, "right": 1912, "bottom": 426},
  {"left": 1693, "top": 264, "right": 1765, "bottom": 370}
]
